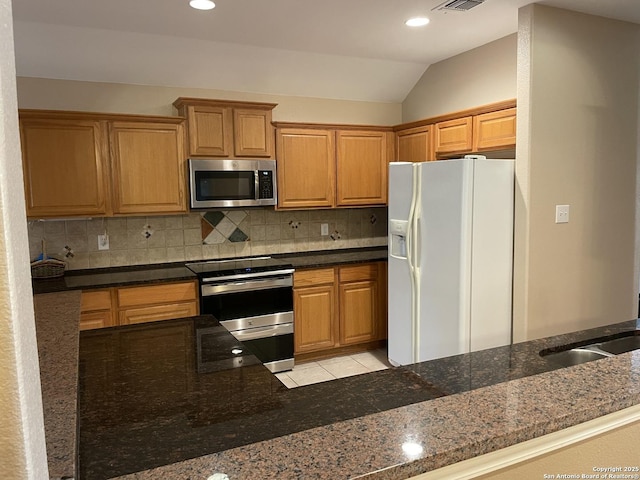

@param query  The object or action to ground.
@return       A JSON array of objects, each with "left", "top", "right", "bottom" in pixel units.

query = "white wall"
[
  {"left": 16, "top": 77, "right": 402, "bottom": 126},
  {"left": 0, "top": 0, "right": 48, "bottom": 477},
  {"left": 513, "top": 4, "right": 640, "bottom": 342},
  {"left": 401, "top": 34, "right": 517, "bottom": 123}
]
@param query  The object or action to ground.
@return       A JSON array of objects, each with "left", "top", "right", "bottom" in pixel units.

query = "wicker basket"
[
  {"left": 31, "top": 258, "right": 66, "bottom": 279},
  {"left": 31, "top": 239, "right": 66, "bottom": 278}
]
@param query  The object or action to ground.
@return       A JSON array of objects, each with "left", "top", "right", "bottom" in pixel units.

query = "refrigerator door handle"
[{"left": 408, "top": 163, "right": 422, "bottom": 363}]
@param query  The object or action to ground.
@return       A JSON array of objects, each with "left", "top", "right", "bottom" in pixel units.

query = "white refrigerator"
[{"left": 387, "top": 156, "right": 514, "bottom": 366}]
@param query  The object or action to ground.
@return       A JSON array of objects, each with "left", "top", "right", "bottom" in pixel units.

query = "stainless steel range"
[{"left": 186, "top": 257, "right": 295, "bottom": 373}]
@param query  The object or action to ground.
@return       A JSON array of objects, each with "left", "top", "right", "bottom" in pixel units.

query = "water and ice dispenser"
[{"left": 389, "top": 219, "right": 408, "bottom": 259}]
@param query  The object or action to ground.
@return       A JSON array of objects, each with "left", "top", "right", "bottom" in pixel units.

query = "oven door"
[{"left": 199, "top": 273, "right": 294, "bottom": 372}]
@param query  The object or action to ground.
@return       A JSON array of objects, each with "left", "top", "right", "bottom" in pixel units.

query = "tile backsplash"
[{"left": 28, "top": 207, "right": 388, "bottom": 270}]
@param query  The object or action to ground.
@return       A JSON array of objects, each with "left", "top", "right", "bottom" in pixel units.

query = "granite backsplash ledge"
[{"left": 27, "top": 207, "right": 388, "bottom": 270}]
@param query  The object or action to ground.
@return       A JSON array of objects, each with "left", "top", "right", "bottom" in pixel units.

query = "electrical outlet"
[
  {"left": 321, "top": 223, "right": 329, "bottom": 236},
  {"left": 98, "top": 234, "right": 110, "bottom": 250}
]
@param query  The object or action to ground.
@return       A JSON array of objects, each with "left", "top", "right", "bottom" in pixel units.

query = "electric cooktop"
[{"left": 186, "top": 256, "right": 293, "bottom": 278}]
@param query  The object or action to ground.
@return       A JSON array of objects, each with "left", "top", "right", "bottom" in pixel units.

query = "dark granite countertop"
[
  {"left": 31, "top": 247, "right": 387, "bottom": 294},
  {"left": 73, "top": 311, "right": 640, "bottom": 479}
]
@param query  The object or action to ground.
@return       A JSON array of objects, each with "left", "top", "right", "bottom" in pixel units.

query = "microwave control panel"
[{"left": 258, "top": 171, "right": 274, "bottom": 199}]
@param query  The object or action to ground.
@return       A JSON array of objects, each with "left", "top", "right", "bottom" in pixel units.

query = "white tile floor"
[{"left": 275, "top": 348, "right": 391, "bottom": 388}]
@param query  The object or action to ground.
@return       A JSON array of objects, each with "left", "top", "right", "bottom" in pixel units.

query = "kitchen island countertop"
[{"left": 34, "top": 291, "right": 640, "bottom": 479}]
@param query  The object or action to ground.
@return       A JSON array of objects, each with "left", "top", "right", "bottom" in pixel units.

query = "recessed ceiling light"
[
  {"left": 405, "top": 17, "right": 430, "bottom": 27},
  {"left": 190, "top": 0, "right": 215, "bottom": 10}
]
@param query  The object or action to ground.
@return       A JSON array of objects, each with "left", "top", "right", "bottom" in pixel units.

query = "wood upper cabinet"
[
  {"left": 293, "top": 268, "right": 337, "bottom": 354},
  {"left": 276, "top": 128, "right": 336, "bottom": 209},
  {"left": 435, "top": 116, "right": 473, "bottom": 157},
  {"left": 19, "top": 115, "right": 110, "bottom": 217},
  {"left": 275, "top": 125, "right": 390, "bottom": 209},
  {"left": 109, "top": 120, "right": 187, "bottom": 214},
  {"left": 173, "top": 98, "right": 276, "bottom": 158},
  {"left": 19, "top": 110, "right": 188, "bottom": 218},
  {"left": 472, "top": 107, "right": 517, "bottom": 152},
  {"left": 181, "top": 104, "right": 233, "bottom": 156},
  {"left": 397, "top": 101, "right": 517, "bottom": 160},
  {"left": 336, "top": 130, "right": 388, "bottom": 206},
  {"left": 396, "top": 125, "right": 434, "bottom": 162}
]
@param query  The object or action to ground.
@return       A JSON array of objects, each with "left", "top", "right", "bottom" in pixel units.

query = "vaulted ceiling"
[{"left": 11, "top": 0, "right": 640, "bottom": 103}]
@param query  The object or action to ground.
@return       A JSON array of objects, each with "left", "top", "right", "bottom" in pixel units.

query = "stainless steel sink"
[
  {"left": 597, "top": 335, "right": 640, "bottom": 355},
  {"left": 540, "top": 331, "right": 640, "bottom": 368},
  {"left": 544, "top": 347, "right": 614, "bottom": 368}
]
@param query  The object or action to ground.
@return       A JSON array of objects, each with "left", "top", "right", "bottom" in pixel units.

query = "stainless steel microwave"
[{"left": 188, "top": 158, "right": 277, "bottom": 209}]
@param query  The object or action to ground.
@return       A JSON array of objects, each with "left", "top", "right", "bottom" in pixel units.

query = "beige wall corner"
[
  {"left": 0, "top": 0, "right": 48, "bottom": 477},
  {"left": 513, "top": 4, "right": 640, "bottom": 342},
  {"left": 401, "top": 34, "right": 517, "bottom": 123},
  {"left": 15, "top": 77, "right": 403, "bottom": 126}
]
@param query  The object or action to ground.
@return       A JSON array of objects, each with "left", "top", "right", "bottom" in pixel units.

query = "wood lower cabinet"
[
  {"left": 173, "top": 98, "right": 276, "bottom": 158},
  {"left": 276, "top": 128, "right": 336, "bottom": 209},
  {"left": 80, "top": 289, "right": 115, "bottom": 331},
  {"left": 80, "top": 280, "right": 199, "bottom": 330},
  {"left": 293, "top": 268, "right": 337, "bottom": 354},
  {"left": 293, "top": 262, "right": 386, "bottom": 358},
  {"left": 19, "top": 110, "right": 187, "bottom": 218},
  {"left": 109, "top": 120, "right": 186, "bottom": 214},
  {"left": 20, "top": 115, "right": 110, "bottom": 217},
  {"left": 396, "top": 125, "right": 434, "bottom": 162},
  {"left": 338, "top": 264, "right": 379, "bottom": 345}
]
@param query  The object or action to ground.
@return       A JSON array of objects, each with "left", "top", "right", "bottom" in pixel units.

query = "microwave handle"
[{"left": 254, "top": 170, "right": 259, "bottom": 200}]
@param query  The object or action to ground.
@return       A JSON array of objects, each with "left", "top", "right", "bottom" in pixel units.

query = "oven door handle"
[
  {"left": 201, "top": 276, "right": 292, "bottom": 295},
  {"left": 230, "top": 322, "right": 294, "bottom": 341},
  {"left": 201, "top": 268, "right": 294, "bottom": 283}
]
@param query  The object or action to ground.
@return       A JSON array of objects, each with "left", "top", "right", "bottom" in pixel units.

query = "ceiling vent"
[{"left": 432, "top": 0, "right": 486, "bottom": 12}]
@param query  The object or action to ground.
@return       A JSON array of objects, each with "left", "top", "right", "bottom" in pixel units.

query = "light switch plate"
[
  {"left": 555, "top": 205, "right": 570, "bottom": 224},
  {"left": 321, "top": 223, "right": 329, "bottom": 236}
]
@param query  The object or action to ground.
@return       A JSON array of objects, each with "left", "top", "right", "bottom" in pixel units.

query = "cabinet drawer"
[
  {"left": 80, "top": 311, "right": 114, "bottom": 331},
  {"left": 294, "top": 268, "right": 335, "bottom": 287},
  {"left": 119, "top": 302, "right": 198, "bottom": 326},
  {"left": 339, "top": 264, "right": 378, "bottom": 283},
  {"left": 81, "top": 289, "right": 112, "bottom": 312},
  {"left": 117, "top": 281, "right": 197, "bottom": 308}
]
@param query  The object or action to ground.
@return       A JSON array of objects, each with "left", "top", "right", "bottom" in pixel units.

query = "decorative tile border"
[{"left": 201, "top": 211, "right": 249, "bottom": 244}]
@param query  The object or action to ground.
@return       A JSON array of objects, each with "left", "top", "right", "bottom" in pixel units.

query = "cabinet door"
[
  {"left": 293, "top": 284, "right": 337, "bottom": 354},
  {"left": 109, "top": 121, "right": 187, "bottom": 214},
  {"left": 338, "top": 264, "right": 378, "bottom": 345},
  {"left": 472, "top": 108, "right": 517, "bottom": 152},
  {"left": 435, "top": 116, "right": 473, "bottom": 157},
  {"left": 336, "top": 130, "right": 388, "bottom": 206},
  {"left": 233, "top": 109, "right": 273, "bottom": 158},
  {"left": 119, "top": 302, "right": 198, "bottom": 326},
  {"left": 80, "top": 289, "right": 115, "bottom": 330},
  {"left": 20, "top": 117, "right": 110, "bottom": 217},
  {"left": 339, "top": 280, "right": 377, "bottom": 345},
  {"left": 276, "top": 128, "right": 335, "bottom": 209},
  {"left": 185, "top": 105, "right": 233, "bottom": 157},
  {"left": 116, "top": 281, "right": 197, "bottom": 308},
  {"left": 396, "top": 125, "right": 434, "bottom": 162}
]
